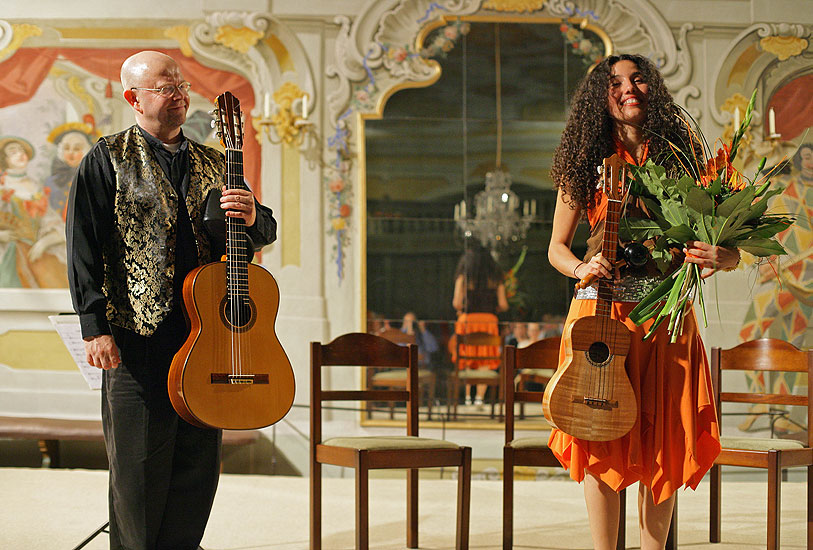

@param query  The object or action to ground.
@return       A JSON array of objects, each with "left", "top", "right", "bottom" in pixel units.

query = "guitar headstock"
[
  {"left": 213, "top": 91, "right": 243, "bottom": 151},
  {"left": 601, "top": 154, "right": 627, "bottom": 201}
]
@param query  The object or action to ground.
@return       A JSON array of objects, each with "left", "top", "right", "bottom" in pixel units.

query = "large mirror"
[{"left": 363, "top": 19, "right": 609, "bottom": 427}]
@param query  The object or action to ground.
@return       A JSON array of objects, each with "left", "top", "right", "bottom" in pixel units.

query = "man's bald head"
[{"left": 120, "top": 51, "right": 179, "bottom": 90}]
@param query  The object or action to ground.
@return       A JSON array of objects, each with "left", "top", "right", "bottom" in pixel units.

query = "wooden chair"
[
  {"left": 310, "top": 332, "right": 472, "bottom": 550},
  {"left": 449, "top": 331, "right": 503, "bottom": 420},
  {"left": 709, "top": 338, "right": 813, "bottom": 550},
  {"left": 514, "top": 337, "right": 560, "bottom": 419},
  {"left": 368, "top": 328, "right": 436, "bottom": 420},
  {"left": 503, "top": 340, "right": 676, "bottom": 550}
]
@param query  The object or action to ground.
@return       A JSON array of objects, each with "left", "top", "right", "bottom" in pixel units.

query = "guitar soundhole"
[
  {"left": 219, "top": 296, "right": 257, "bottom": 333},
  {"left": 586, "top": 341, "right": 611, "bottom": 367}
]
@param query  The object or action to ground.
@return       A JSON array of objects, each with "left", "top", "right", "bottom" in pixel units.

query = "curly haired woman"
[{"left": 546, "top": 54, "right": 739, "bottom": 550}]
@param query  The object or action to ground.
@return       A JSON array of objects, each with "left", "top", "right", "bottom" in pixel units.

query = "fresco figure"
[
  {"left": 45, "top": 123, "right": 97, "bottom": 217},
  {"left": 738, "top": 142, "right": 813, "bottom": 433},
  {"left": 0, "top": 135, "right": 68, "bottom": 288}
]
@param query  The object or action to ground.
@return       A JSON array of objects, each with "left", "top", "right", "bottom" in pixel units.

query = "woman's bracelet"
[
  {"left": 573, "top": 261, "right": 585, "bottom": 279},
  {"left": 722, "top": 248, "right": 741, "bottom": 272}
]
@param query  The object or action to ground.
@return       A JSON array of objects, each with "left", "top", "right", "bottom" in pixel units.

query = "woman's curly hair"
[{"left": 550, "top": 54, "right": 701, "bottom": 214}]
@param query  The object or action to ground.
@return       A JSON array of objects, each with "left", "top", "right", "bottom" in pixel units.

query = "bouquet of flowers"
[{"left": 623, "top": 91, "right": 794, "bottom": 342}]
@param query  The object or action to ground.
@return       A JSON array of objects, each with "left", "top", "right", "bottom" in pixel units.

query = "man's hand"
[
  {"left": 221, "top": 186, "right": 257, "bottom": 226},
  {"left": 84, "top": 334, "right": 121, "bottom": 370}
]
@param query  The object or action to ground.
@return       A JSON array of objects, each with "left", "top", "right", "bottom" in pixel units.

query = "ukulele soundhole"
[
  {"left": 586, "top": 341, "right": 611, "bottom": 367},
  {"left": 219, "top": 296, "right": 257, "bottom": 333}
]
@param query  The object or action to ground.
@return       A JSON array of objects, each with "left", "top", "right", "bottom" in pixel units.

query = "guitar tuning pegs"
[
  {"left": 210, "top": 119, "right": 216, "bottom": 129},
  {"left": 596, "top": 165, "right": 604, "bottom": 175}
]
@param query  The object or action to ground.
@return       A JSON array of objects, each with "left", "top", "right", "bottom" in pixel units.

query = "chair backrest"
[
  {"left": 378, "top": 328, "right": 416, "bottom": 346},
  {"left": 311, "top": 332, "right": 420, "bottom": 444},
  {"left": 711, "top": 338, "right": 813, "bottom": 447},
  {"left": 504, "top": 337, "right": 561, "bottom": 443},
  {"left": 456, "top": 331, "right": 503, "bottom": 367}
]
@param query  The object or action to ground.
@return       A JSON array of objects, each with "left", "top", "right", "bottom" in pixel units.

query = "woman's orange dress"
[{"left": 547, "top": 145, "right": 721, "bottom": 505}]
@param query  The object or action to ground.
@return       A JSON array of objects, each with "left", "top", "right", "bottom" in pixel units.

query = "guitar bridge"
[
  {"left": 211, "top": 373, "right": 270, "bottom": 385},
  {"left": 573, "top": 396, "right": 618, "bottom": 410}
]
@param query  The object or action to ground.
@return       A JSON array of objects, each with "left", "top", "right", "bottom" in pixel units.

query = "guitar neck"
[
  {"left": 225, "top": 147, "right": 248, "bottom": 298},
  {"left": 596, "top": 196, "right": 621, "bottom": 318}
]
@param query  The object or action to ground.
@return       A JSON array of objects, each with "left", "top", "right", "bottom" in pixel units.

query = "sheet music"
[{"left": 48, "top": 315, "right": 102, "bottom": 390}]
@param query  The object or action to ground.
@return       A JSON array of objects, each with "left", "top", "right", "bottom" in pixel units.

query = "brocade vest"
[{"left": 102, "top": 126, "right": 224, "bottom": 336}]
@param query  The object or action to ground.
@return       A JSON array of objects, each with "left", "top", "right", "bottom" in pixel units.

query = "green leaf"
[
  {"left": 686, "top": 187, "right": 715, "bottom": 216},
  {"left": 738, "top": 238, "right": 788, "bottom": 257},
  {"left": 716, "top": 186, "right": 755, "bottom": 218},
  {"left": 663, "top": 224, "right": 696, "bottom": 243},
  {"left": 620, "top": 217, "right": 664, "bottom": 241}
]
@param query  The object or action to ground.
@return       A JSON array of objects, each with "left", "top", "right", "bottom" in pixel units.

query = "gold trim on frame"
[
  {"left": 759, "top": 35, "right": 809, "bottom": 61},
  {"left": 483, "top": 0, "right": 546, "bottom": 13},
  {"left": 54, "top": 26, "right": 169, "bottom": 40},
  {"left": 214, "top": 25, "right": 264, "bottom": 54},
  {"left": 164, "top": 25, "right": 193, "bottom": 57},
  {"left": 0, "top": 23, "right": 42, "bottom": 61},
  {"left": 265, "top": 34, "right": 295, "bottom": 74}
]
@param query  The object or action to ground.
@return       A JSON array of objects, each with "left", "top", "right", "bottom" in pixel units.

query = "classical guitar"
[
  {"left": 168, "top": 91, "right": 295, "bottom": 430},
  {"left": 542, "top": 154, "right": 637, "bottom": 441}
]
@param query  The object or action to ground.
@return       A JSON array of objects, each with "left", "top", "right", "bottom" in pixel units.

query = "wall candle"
[
  {"left": 769, "top": 107, "right": 776, "bottom": 135},
  {"left": 733, "top": 107, "right": 740, "bottom": 130},
  {"left": 302, "top": 93, "right": 308, "bottom": 119},
  {"left": 531, "top": 199, "right": 537, "bottom": 216},
  {"left": 454, "top": 203, "right": 460, "bottom": 220},
  {"left": 263, "top": 93, "right": 271, "bottom": 119},
  {"left": 460, "top": 200, "right": 466, "bottom": 218}
]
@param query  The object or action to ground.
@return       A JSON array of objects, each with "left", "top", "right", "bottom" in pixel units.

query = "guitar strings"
[{"left": 226, "top": 147, "right": 250, "bottom": 378}]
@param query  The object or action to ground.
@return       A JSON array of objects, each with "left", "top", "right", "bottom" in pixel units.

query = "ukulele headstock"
[
  {"left": 213, "top": 91, "right": 243, "bottom": 151},
  {"left": 601, "top": 154, "right": 627, "bottom": 201}
]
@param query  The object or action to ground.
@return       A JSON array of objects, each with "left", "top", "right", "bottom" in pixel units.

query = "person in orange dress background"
[
  {"left": 451, "top": 241, "right": 509, "bottom": 406},
  {"left": 546, "top": 54, "right": 739, "bottom": 550}
]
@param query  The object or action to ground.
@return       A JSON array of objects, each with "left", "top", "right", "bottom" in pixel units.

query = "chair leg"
[
  {"left": 807, "top": 464, "right": 812, "bottom": 550},
  {"left": 456, "top": 447, "right": 472, "bottom": 550},
  {"left": 503, "top": 448, "right": 513, "bottom": 550},
  {"left": 310, "top": 459, "right": 321, "bottom": 550},
  {"left": 356, "top": 452, "right": 369, "bottom": 550},
  {"left": 407, "top": 468, "right": 419, "bottom": 548},
  {"left": 616, "top": 488, "right": 626, "bottom": 550},
  {"left": 767, "top": 452, "right": 781, "bottom": 550},
  {"left": 710, "top": 463, "right": 721, "bottom": 543},
  {"left": 426, "top": 379, "right": 435, "bottom": 421},
  {"left": 666, "top": 493, "right": 678, "bottom": 550}
]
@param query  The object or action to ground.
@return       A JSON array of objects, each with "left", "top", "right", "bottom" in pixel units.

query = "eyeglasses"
[{"left": 130, "top": 82, "right": 191, "bottom": 97}]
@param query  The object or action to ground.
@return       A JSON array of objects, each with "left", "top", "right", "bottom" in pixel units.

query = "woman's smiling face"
[{"left": 607, "top": 59, "right": 649, "bottom": 128}]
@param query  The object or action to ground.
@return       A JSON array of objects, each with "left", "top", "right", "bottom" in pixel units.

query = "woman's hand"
[
  {"left": 683, "top": 240, "right": 740, "bottom": 279},
  {"left": 574, "top": 252, "right": 613, "bottom": 284}
]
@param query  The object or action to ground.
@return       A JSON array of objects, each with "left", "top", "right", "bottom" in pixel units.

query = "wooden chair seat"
[
  {"left": 311, "top": 332, "right": 471, "bottom": 550},
  {"left": 707, "top": 338, "right": 813, "bottom": 550},
  {"left": 371, "top": 368, "right": 433, "bottom": 382},
  {"left": 507, "top": 436, "right": 550, "bottom": 450},
  {"left": 719, "top": 436, "right": 806, "bottom": 452},
  {"left": 516, "top": 368, "right": 555, "bottom": 378},
  {"left": 322, "top": 435, "right": 462, "bottom": 451},
  {"left": 456, "top": 369, "right": 499, "bottom": 380}
]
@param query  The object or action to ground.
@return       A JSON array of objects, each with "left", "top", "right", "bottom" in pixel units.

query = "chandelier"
[
  {"left": 454, "top": 23, "right": 534, "bottom": 250},
  {"left": 455, "top": 168, "right": 535, "bottom": 248}
]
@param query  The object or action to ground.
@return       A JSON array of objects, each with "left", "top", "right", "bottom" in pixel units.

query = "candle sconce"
[
  {"left": 255, "top": 83, "right": 314, "bottom": 146},
  {"left": 765, "top": 107, "right": 782, "bottom": 141}
]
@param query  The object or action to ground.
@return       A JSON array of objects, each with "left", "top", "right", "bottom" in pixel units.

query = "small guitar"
[
  {"left": 168, "top": 91, "right": 295, "bottom": 430},
  {"left": 542, "top": 154, "right": 637, "bottom": 441}
]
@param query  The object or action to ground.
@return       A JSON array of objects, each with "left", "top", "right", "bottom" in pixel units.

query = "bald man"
[{"left": 66, "top": 51, "right": 277, "bottom": 550}]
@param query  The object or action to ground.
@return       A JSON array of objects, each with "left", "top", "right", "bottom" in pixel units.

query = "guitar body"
[
  {"left": 168, "top": 261, "right": 295, "bottom": 430},
  {"left": 543, "top": 314, "right": 636, "bottom": 441},
  {"left": 542, "top": 154, "right": 638, "bottom": 442}
]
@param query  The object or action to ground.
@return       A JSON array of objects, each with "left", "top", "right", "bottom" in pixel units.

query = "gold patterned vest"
[{"left": 103, "top": 126, "right": 224, "bottom": 336}]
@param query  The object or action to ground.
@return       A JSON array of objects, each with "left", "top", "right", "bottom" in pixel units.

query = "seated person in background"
[
  {"left": 401, "top": 311, "right": 439, "bottom": 367},
  {"left": 517, "top": 323, "right": 542, "bottom": 348},
  {"left": 505, "top": 322, "right": 527, "bottom": 347}
]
